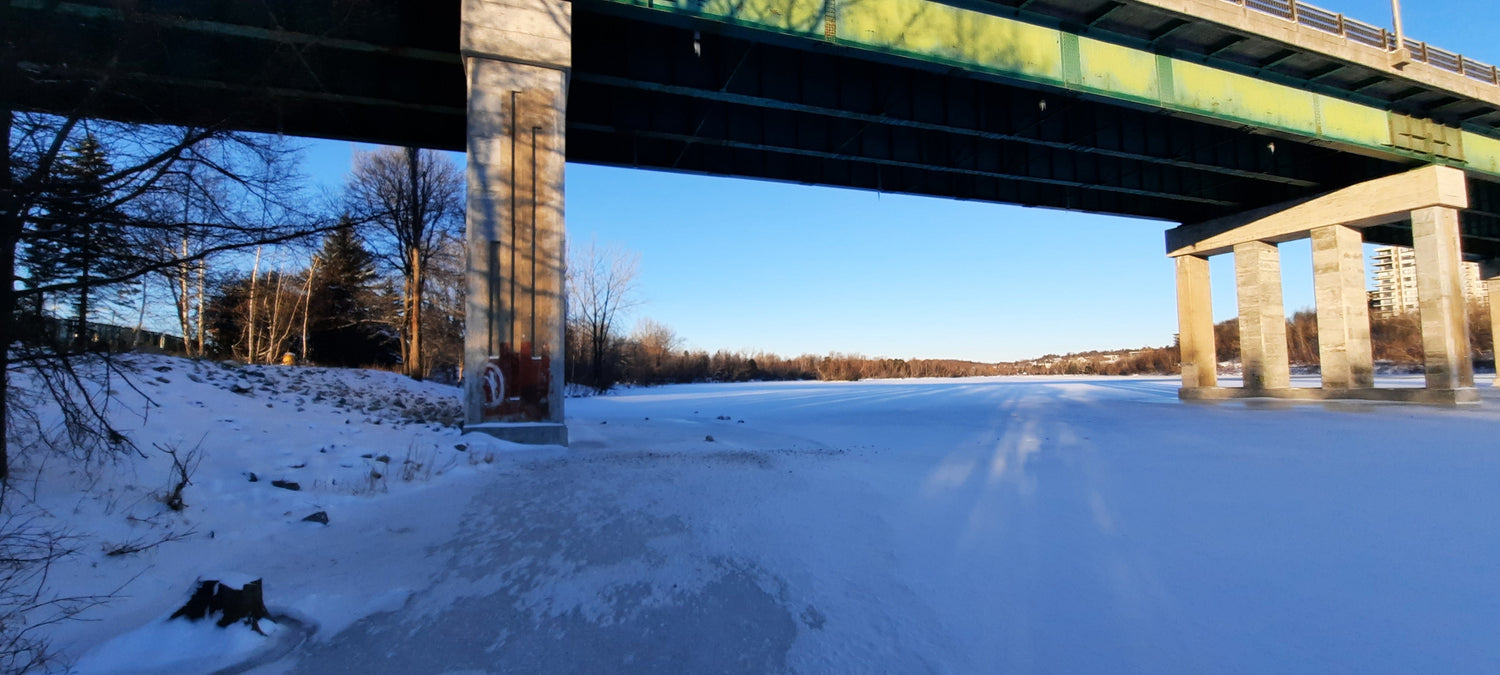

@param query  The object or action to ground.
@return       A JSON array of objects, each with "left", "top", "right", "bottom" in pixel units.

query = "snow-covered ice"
[
  {"left": 72, "top": 608, "right": 284, "bottom": 675},
  {"left": 22, "top": 356, "right": 1500, "bottom": 673}
]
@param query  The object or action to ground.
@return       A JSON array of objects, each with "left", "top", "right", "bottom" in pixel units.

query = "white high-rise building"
[{"left": 1368, "top": 246, "right": 1487, "bottom": 318}]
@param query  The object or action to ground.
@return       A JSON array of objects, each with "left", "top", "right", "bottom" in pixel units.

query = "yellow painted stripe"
[
  {"left": 1077, "top": 37, "right": 1159, "bottom": 102},
  {"left": 1172, "top": 61, "right": 1318, "bottom": 135},
  {"left": 836, "top": 0, "right": 1063, "bottom": 83},
  {"left": 1462, "top": 131, "right": 1500, "bottom": 177},
  {"left": 1317, "top": 95, "right": 1391, "bottom": 149},
  {"left": 698, "top": 0, "right": 825, "bottom": 33}
]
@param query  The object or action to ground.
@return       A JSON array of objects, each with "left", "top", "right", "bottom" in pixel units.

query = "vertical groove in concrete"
[
  {"left": 1311, "top": 224, "right": 1374, "bottom": 389},
  {"left": 1412, "top": 206, "right": 1475, "bottom": 391},
  {"left": 1176, "top": 255, "right": 1217, "bottom": 389},
  {"left": 1234, "top": 241, "right": 1290, "bottom": 390}
]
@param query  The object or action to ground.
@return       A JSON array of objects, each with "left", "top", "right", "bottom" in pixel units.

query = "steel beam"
[
  {"left": 573, "top": 72, "right": 1320, "bottom": 189},
  {"left": 570, "top": 122, "right": 1238, "bottom": 207},
  {"left": 12, "top": 0, "right": 459, "bottom": 64}
]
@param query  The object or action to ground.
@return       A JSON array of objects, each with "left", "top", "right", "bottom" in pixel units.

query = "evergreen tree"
[
  {"left": 306, "top": 220, "right": 397, "bottom": 367},
  {"left": 21, "top": 134, "right": 131, "bottom": 349},
  {"left": 203, "top": 273, "right": 251, "bottom": 356}
]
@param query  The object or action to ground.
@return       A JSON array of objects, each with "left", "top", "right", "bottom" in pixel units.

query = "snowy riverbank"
[{"left": 18, "top": 355, "right": 1500, "bottom": 672}]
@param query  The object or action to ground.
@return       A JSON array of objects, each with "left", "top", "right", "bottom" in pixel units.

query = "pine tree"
[
  {"left": 21, "top": 134, "right": 131, "bottom": 350},
  {"left": 203, "top": 273, "right": 251, "bottom": 356},
  {"left": 306, "top": 220, "right": 396, "bottom": 367}
]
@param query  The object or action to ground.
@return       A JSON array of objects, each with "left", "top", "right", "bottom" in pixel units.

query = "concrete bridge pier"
[
  {"left": 1412, "top": 206, "right": 1475, "bottom": 392},
  {"left": 1234, "top": 241, "right": 1291, "bottom": 391},
  {"left": 1310, "top": 224, "right": 1375, "bottom": 390},
  {"left": 1167, "top": 165, "right": 1479, "bottom": 404},
  {"left": 1484, "top": 262, "right": 1500, "bottom": 388},
  {"left": 460, "top": 0, "right": 571, "bottom": 445},
  {"left": 1175, "top": 255, "right": 1218, "bottom": 389}
]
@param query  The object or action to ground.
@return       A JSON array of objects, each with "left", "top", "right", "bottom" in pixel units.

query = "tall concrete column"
[
  {"left": 1488, "top": 269, "right": 1500, "bottom": 388},
  {"left": 1234, "top": 241, "right": 1290, "bottom": 390},
  {"left": 1176, "top": 255, "right": 1217, "bottom": 389},
  {"left": 1411, "top": 206, "right": 1474, "bottom": 392},
  {"left": 1310, "top": 225, "right": 1374, "bottom": 389},
  {"left": 461, "top": 0, "right": 570, "bottom": 445}
]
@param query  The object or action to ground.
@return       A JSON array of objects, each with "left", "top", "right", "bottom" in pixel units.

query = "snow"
[
  {"left": 71, "top": 611, "right": 282, "bottom": 675},
  {"left": 18, "top": 356, "right": 1500, "bottom": 673}
]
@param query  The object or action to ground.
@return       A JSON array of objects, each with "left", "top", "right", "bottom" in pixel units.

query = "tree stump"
[{"left": 170, "top": 577, "right": 272, "bottom": 635}]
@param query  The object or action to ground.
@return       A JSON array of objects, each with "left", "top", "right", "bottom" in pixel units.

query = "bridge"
[{"left": 10, "top": 0, "right": 1500, "bottom": 443}]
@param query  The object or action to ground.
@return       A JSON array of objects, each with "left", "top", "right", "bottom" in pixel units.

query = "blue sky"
[{"left": 299, "top": 0, "right": 1499, "bottom": 362}]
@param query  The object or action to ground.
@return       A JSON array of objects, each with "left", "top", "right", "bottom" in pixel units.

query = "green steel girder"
[
  {"left": 584, "top": 0, "right": 1500, "bottom": 180},
  {"left": 570, "top": 73, "right": 1325, "bottom": 190},
  {"left": 946, "top": 0, "right": 1500, "bottom": 131},
  {"left": 569, "top": 88, "right": 1328, "bottom": 222},
  {"left": 569, "top": 121, "right": 1222, "bottom": 218},
  {"left": 603, "top": 33, "right": 1340, "bottom": 190},
  {"left": 577, "top": 17, "right": 1370, "bottom": 184},
  {"left": 572, "top": 120, "right": 1240, "bottom": 206},
  {"left": 7, "top": 0, "right": 467, "bottom": 148},
  {"left": 572, "top": 12, "right": 1500, "bottom": 256},
  {"left": 572, "top": 14, "right": 1409, "bottom": 221},
  {"left": 16, "top": 0, "right": 1500, "bottom": 252}
]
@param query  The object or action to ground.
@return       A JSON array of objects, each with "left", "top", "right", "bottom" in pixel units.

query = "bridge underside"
[
  {"left": 13, "top": 0, "right": 1500, "bottom": 257},
  {"left": 567, "top": 13, "right": 1500, "bottom": 256}
]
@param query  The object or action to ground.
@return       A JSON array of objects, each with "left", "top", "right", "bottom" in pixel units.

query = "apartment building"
[{"left": 1368, "top": 246, "right": 1487, "bottom": 318}]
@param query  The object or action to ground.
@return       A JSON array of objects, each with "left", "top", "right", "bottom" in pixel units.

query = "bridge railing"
[{"left": 1224, "top": 0, "right": 1500, "bottom": 87}]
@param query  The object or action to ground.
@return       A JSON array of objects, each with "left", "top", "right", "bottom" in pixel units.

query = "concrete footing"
[
  {"left": 464, "top": 422, "right": 569, "bottom": 446},
  {"left": 1180, "top": 386, "right": 1481, "bottom": 404}
]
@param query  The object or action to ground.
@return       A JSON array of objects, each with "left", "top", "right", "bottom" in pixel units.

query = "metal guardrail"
[{"left": 1224, "top": 0, "right": 1500, "bottom": 87}]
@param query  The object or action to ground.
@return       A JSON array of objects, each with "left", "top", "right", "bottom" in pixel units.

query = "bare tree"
[
  {"left": 246, "top": 246, "right": 263, "bottom": 362},
  {"left": 5, "top": 113, "right": 329, "bottom": 479},
  {"left": 419, "top": 232, "right": 466, "bottom": 383},
  {"left": 622, "top": 318, "right": 682, "bottom": 385},
  {"left": 0, "top": 501, "right": 107, "bottom": 674},
  {"left": 632, "top": 318, "right": 680, "bottom": 362},
  {"left": 134, "top": 161, "right": 236, "bottom": 357},
  {"left": 345, "top": 147, "right": 462, "bottom": 380},
  {"left": 567, "top": 240, "right": 641, "bottom": 392},
  {"left": 1, "top": 3, "right": 338, "bottom": 665},
  {"left": 212, "top": 255, "right": 320, "bottom": 365}
]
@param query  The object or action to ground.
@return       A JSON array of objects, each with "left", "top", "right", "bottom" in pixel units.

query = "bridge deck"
[{"left": 9, "top": 0, "right": 1500, "bottom": 255}]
